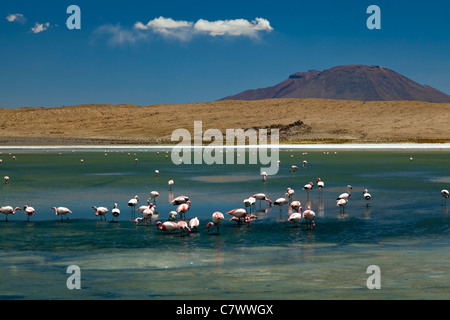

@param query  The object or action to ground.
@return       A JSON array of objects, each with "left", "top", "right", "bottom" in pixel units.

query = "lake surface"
[{"left": 0, "top": 148, "right": 449, "bottom": 300}]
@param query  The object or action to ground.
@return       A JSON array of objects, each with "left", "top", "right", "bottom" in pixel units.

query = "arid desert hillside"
[{"left": 0, "top": 98, "right": 449, "bottom": 145}]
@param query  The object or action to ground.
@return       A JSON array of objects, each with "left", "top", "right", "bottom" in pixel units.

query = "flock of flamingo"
[{"left": 1, "top": 156, "right": 449, "bottom": 235}]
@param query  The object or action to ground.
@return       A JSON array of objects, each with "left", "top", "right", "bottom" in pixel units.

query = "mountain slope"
[{"left": 221, "top": 65, "right": 450, "bottom": 103}]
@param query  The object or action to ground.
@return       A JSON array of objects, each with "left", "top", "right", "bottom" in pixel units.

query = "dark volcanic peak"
[{"left": 221, "top": 65, "right": 450, "bottom": 103}]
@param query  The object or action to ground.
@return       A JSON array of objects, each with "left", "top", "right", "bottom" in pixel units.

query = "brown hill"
[
  {"left": 221, "top": 65, "right": 450, "bottom": 103},
  {"left": 0, "top": 99, "right": 449, "bottom": 145}
]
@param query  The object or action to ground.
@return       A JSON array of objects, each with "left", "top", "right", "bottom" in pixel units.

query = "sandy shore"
[{"left": 0, "top": 98, "right": 449, "bottom": 145}]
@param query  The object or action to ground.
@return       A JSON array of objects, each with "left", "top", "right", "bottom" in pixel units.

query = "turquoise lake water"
[{"left": 0, "top": 149, "right": 449, "bottom": 299}]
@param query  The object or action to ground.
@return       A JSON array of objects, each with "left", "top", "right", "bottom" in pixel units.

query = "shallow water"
[{"left": 0, "top": 149, "right": 449, "bottom": 299}]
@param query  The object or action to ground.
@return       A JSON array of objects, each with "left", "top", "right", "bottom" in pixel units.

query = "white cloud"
[
  {"left": 194, "top": 17, "right": 273, "bottom": 37},
  {"left": 31, "top": 22, "right": 50, "bottom": 34},
  {"left": 134, "top": 17, "right": 193, "bottom": 41},
  {"left": 93, "top": 24, "right": 149, "bottom": 46},
  {"left": 96, "top": 16, "right": 273, "bottom": 46},
  {"left": 6, "top": 13, "right": 26, "bottom": 24}
]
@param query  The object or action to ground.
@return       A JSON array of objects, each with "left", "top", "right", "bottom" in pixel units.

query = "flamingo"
[
  {"left": 189, "top": 217, "right": 200, "bottom": 231},
  {"left": 290, "top": 200, "right": 301, "bottom": 213},
  {"left": 337, "top": 198, "right": 348, "bottom": 214},
  {"left": 155, "top": 169, "right": 159, "bottom": 177},
  {"left": 128, "top": 195, "right": 139, "bottom": 217},
  {"left": 274, "top": 193, "right": 290, "bottom": 212},
  {"left": 251, "top": 193, "right": 272, "bottom": 207},
  {"left": 135, "top": 206, "right": 154, "bottom": 225},
  {"left": 226, "top": 208, "right": 256, "bottom": 225},
  {"left": 286, "top": 187, "right": 295, "bottom": 200},
  {"left": 302, "top": 160, "right": 307, "bottom": 167},
  {"left": 171, "top": 195, "right": 190, "bottom": 205},
  {"left": 92, "top": 206, "right": 109, "bottom": 221},
  {"left": 261, "top": 171, "right": 267, "bottom": 182},
  {"left": 363, "top": 189, "right": 372, "bottom": 206},
  {"left": 317, "top": 178, "right": 324, "bottom": 196},
  {"left": 4, "top": 176, "right": 9, "bottom": 184},
  {"left": 176, "top": 200, "right": 191, "bottom": 220},
  {"left": 23, "top": 205, "right": 35, "bottom": 221},
  {"left": 138, "top": 199, "right": 152, "bottom": 214},
  {"left": 207, "top": 211, "right": 224, "bottom": 233},
  {"left": 442, "top": 189, "right": 449, "bottom": 206},
  {"left": 303, "top": 182, "right": 313, "bottom": 198},
  {"left": 177, "top": 220, "right": 191, "bottom": 236},
  {"left": 243, "top": 197, "right": 256, "bottom": 214},
  {"left": 156, "top": 221, "right": 178, "bottom": 232},
  {"left": 52, "top": 206, "right": 71, "bottom": 221},
  {"left": 337, "top": 185, "right": 352, "bottom": 200},
  {"left": 111, "top": 203, "right": 120, "bottom": 222},
  {"left": 150, "top": 191, "right": 160, "bottom": 204},
  {"left": 168, "top": 179, "right": 174, "bottom": 191},
  {"left": 288, "top": 206, "right": 303, "bottom": 227},
  {"left": 168, "top": 210, "right": 178, "bottom": 220},
  {"left": 289, "top": 165, "right": 298, "bottom": 173},
  {"left": 302, "top": 206, "right": 316, "bottom": 229},
  {"left": 1, "top": 206, "right": 21, "bottom": 222}
]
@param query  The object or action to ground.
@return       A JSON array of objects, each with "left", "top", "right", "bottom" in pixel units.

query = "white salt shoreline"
[{"left": 0, "top": 143, "right": 449, "bottom": 151}]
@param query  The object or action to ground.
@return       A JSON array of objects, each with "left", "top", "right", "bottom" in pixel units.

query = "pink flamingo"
[
  {"left": 177, "top": 220, "right": 191, "bottom": 236},
  {"left": 290, "top": 200, "right": 301, "bottom": 212},
  {"left": 274, "top": 193, "right": 289, "bottom": 212},
  {"left": 317, "top": 178, "right": 324, "bottom": 197},
  {"left": 251, "top": 193, "right": 272, "bottom": 207},
  {"left": 128, "top": 195, "right": 139, "bottom": 217},
  {"left": 189, "top": 217, "right": 200, "bottom": 231},
  {"left": 111, "top": 203, "right": 120, "bottom": 222},
  {"left": 363, "top": 189, "right": 372, "bottom": 206},
  {"left": 177, "top": 200, "right": 191, "bottom": 220},
  {"left": 302, "top": 206, "right": 316, "bottom": 229},
  {"left": 226, "top": 208, "right": 257, "bottom": 225},
  {"left": 288, "top": 206, "right": 303, "bottom": 226},
  {"left": 52, "top": 206, "right": 71, "bottom": 221},
  {"left": 261, "top": 171, "right": 267, "bottom": 182},
  {"left": 168, "top": 179, "right": 174, "bottom": 191},
  {"left": 135, "top": 205, "right": 154, "bottom": 225},
  {"left": 23, "top": 205, "right": 35, "bottom": 221},
  {"left": 156, "top": 221, "right": 178, "bottom": 232},
  {"left": 171, "top": 195, "right": 190, "bottom": 205},
  {"left": 207, "top": 211, "right": 224, "bottom": 233},
  {"left": 441, "top": 189, "right": 449, "bottom": 206},
  {"left": 337, "top": 198, "right": 348, "bottom": 214},
  {"left": 150, "top": 191, "right": 159, "bottom": 204},
  {"left": 92, "top": 206, "right": 109, "bottom": 221},
  {"left": 337, "top": 185, "right": 352, "bottom": 200},
  {"left": 1, "top": 206, "right": 21, "bottom": 222}
]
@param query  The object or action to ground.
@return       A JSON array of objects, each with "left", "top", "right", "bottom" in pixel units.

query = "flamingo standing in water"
[
  {"left": 441, "top": 189, "right": 449, "bottom": 206},
  {"left": 168, "top": 210, "right": 178, "bottom": 220},
  {"left": 337, "top": 198, "right": 348, "bottom": 214},
  {"left": 171, "top": 195, "right": 190, "bottom": 205},
  {"left": 1, "top": 206, "right": 21, "bottom": 221},
  {"left": 92, "top": 206, "right": 109, "bottom": 221},
  {"left": 156, "top": 221, "right": 178, "bottom": 232},
  {"left": 111, "top": 203, "right": 120, "bottom": 222},
  {"left": 288, "top": 206, "right": 303, "bottom": 227},
  {"left": 150, "top": 191, "right": 160, "bottom": 204},
  {"left": 177, "top": 201, "right": 191, "bottom": 220},
  {"left": 128, "top": 195, "right": 139, "bottom": 217},
  {"left": 243, "top": 197, "right": 256, "bottom": 214},
  {"left": 135, "top": 205, "right": 155, "bottom": 225},
  {"left": 274, "top": 193, "right": 290, "bottom": 213},
  {"left": 207, "top": 211, "right": 224, "bottom": 233},
  {"left": 251, "top": 193, "right": 272, "bottom": 208},
  {"left": 226, "top": 208, "right": 256, "bottom": 225},
  {"left": 290, "top": 201, "right": 301, "bottom": 213},
  {"left": 286, "top": 187, "right": 295, "bottom": 200},
  {"left": 289, "top": 165, "right": 298, "bottom": 173},
  {"left": 337, "top": 185, "right": 352, "bottom": 200},
  {"left": 168, "top": 179, "right": 174, "bottom": 191},
  {"left": 316, "top": 178, "right": 324, "bottom": 196},
  {"left": 177, "top": 220, "right": 191, "bottom": 236},
  {"left": 363, "top": 189, "right": 372, "bottom": 206},
  {"left": 189, "top": 217, "right": 200, "bottom": 231},
  {"left": 261, "top": 171, "right": 267, "bottom": 182},
  {"left": 52, "top": 206, "right": 71, "bottom": 221},
  {"left": 302, "top": 206, "right": 316, "bottom": 229},
  {"left": 23, "top": 205, "right": 35, "bottom": 221}
]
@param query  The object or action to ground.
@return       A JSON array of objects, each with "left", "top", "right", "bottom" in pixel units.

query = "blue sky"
[{"left": 1, "top": 0, "right": 449, "bottom": 107}]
